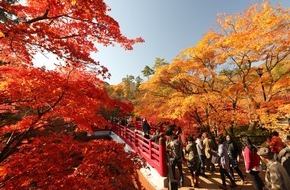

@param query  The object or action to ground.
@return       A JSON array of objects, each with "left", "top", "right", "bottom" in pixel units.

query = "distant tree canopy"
[
  {"left": 142, "top": 66, "right": 154, "bottom": 79},
  {"left": 135, "top": 2, "right": 290, "bottom": 136},
  {"left": 141, "top": 58, "right": 169, "bottom": 79}
]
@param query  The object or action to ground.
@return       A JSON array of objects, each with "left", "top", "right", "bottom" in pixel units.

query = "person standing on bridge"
[
  {"left": 185, "top": 136, "right": 200, "bottom": 188},
  {"left": 150, "top": 129, "right": 160, "bottom": 144},
  {"left": 167, "top": 134, "right": 184, "bottom": 187},
  {"left": 142, "top": 118, "right": 151, "bottom": 139}
]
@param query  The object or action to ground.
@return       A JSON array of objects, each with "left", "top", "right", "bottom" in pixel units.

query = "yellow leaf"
[
  {"left": 0, "top": 81, "right": 7, "bottom": 90},
  {"left": 0, "top": 31, "right": 5, "bottom": 38}
]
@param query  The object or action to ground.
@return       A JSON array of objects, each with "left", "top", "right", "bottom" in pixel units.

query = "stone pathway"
[
  {"left": 179, "top": 170, "right": 261, "bottom": 190},
  {"left": 178, "top": 162, "right": 265, "bottom": 190},
  {"left": 139, "top": 161, "right": 266, "bottom": 190}
]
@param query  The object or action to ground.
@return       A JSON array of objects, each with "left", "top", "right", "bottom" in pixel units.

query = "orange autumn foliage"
[{"left": 135, "top": 1, "right": 290, "bottom": 135}]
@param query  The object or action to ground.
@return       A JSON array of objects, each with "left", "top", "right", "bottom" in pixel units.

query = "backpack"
[
  {"left": 186, "top": 142, "right": 197, "bottom": 162},
  {"left": 278, "top": 147, "right": 290, "bottom": 177},
  {"left": 171, "top": 140, "right": 183, "bottom": 161},
  {"left": 186, "top": 142, "right": 198, "bottom": 169}
]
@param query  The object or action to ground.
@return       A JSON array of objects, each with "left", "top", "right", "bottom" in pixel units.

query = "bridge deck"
[{"left": 141, "top": 158, "right": 265, "bottom": 190}]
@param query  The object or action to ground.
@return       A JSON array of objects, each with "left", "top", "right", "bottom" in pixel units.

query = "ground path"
[
  {"left": 138, "top": 160, "right": 265, "bottom": 190},
  {"left": 136, "top": 170, "right": 156, "bottom": 190}
]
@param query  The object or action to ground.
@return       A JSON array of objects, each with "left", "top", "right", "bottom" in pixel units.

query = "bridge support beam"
[{"left": 158, "top": 137, "right": 167, "bottom": 177}]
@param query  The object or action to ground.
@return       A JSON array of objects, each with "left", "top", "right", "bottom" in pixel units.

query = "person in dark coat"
[
  {"left": 167, "top": 134, "right": 184, "bottom": 187},
  {"left": 226, "top": 134, "right": 245, "bottom": 184},
  {"left": 185, "top": 136, "right": 200, "bottom": 188},
  {"left": 142, "top": 118, "right": 150, "bottom": 138}
]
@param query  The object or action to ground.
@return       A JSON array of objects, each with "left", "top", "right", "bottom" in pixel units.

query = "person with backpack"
[
  {"left": 226, "top": 134, "right": 245, "bottom": 184},
  {"left": 167, "top": 134, "right": 184, "bottom": 187},
  {"left": 185, "top": 136, "right": 200, "bottom": 188},
  {"left": 203, "top": 132, "right": 215, "bottom": 172},
  {"left": 257, "top": 147, "right": 290, "bottom": 190},
  {"left": 241, "top": 136, "right": 264, "bottom": 190}
]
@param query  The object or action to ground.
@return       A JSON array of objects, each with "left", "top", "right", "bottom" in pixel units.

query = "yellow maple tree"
[{"left": 135, "top": 1, "right": 290, "bottom": 136}]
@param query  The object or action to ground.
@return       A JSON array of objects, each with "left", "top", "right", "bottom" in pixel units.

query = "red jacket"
[{"left": 243, "top": 146, "right": 261, "bottom": 171}]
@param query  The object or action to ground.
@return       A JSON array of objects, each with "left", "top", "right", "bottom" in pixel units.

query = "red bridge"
[{"left": 110, "top": 123, "right": 168, "bottom": 177}]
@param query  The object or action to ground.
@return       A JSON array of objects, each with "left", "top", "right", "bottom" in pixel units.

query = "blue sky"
[{"left": 93, "top": 0, "right": 290, "bottom": 85}]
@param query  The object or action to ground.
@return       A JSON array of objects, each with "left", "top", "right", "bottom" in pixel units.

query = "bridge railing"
[{"left": 111, "top": 123, "right": 167, "bottom": 177}]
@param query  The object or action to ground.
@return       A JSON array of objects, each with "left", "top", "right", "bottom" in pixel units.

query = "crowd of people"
[
  {"left": 161, "top": 125, "right": 290, "bottom": 190},
  {"left": 136, "top": 118, "right": 290, "bottom": 189}
]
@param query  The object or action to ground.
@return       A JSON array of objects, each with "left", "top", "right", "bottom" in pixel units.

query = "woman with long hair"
[
  {"left": 241, "top": 136, "right": 264, "bottom": 190},
  {"left": 226, "top": 134, "right": 245, "bottom": 184}
]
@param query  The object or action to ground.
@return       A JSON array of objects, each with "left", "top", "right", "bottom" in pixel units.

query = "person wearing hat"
[{"left": 257, "top": 147, "right": 290, "bottom": 190}]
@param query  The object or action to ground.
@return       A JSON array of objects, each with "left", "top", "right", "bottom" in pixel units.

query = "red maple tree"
[
  {"left": 0, "top": 65, "right": 142, "bottom": 189},
  {"left": 0, "top": 0, "right": 143, "bottom": 77},
  {"left": 0, "top": 135, "right": 144, "bottom": 189},
  {"left": 0, "top": 1, "right": 145, "bottom": 188},
  {"left": 0, "top": 65, "right": 134, "bottom": 157}
]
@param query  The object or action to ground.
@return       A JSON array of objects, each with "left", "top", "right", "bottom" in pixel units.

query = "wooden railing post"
[
  {"left": 119, "top": 125, "right": 122, "bottom": 137},
  {"left": 117, "top": 124, "right": 120, "bottom": 136},
  {"left": 158, "top": 136, "right": 167, "bottom": 177},
  {"left": 149, "top": 140, "right": 152, "bottom": 159},
  {"left": 124, "top": 126, "right": 127, "bottom": 139},
  {"left": 133, "top": 130, "right": 137, "bottom": 149},
  {"left": 115, "top": 123, "right": 117, "bottom": 131}
]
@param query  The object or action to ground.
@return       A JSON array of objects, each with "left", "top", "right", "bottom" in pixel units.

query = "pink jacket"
[{"left": 243, "top": 146, "right": 261, "bottom": 171}]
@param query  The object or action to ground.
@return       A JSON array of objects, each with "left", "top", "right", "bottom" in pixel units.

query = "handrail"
[{"left": 111, "top": 123, "right": 168, "bottom": 177}]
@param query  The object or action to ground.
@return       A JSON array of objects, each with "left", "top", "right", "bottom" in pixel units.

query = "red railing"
[{"left": 111, "top": 123, "right": 168, "bottom": 177}]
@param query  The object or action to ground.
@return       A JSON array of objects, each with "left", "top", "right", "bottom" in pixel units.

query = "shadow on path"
[{"left": 179, "top": 161, "right": 265, "bottom": 190}]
